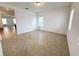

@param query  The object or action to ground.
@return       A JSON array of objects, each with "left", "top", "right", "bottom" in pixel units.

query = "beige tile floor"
[{"left": 0, "top": 27, "right": 70, "bottom": 56}]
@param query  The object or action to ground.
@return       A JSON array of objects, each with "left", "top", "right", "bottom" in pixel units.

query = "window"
[
  {"left": 32, "top": 17, "right": 37, "bottom": 27},
  {"left": 38, "top": 17, "right": 44, "bottom": 27},
  {"left": 13, "top": 18, "right": 16, "bottom": 24},
  {"left": 68, "top": 8, "right": 74, "bottom": 31},
  {"left": 2, "top": 18, "right": 7, "bottom": 24}
]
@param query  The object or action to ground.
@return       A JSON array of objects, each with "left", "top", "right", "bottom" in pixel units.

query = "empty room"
[{"left": 0, "top": 2, "right": 79, "bottom": 56}]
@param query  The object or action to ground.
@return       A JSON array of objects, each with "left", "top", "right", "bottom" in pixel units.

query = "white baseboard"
[{"left": 39, "top": 29, "right": 67, "bottom": 35}]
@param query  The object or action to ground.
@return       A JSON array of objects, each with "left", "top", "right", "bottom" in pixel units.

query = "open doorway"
[{"left": 0, "top": 7, "right": 17, "bottom": 34}]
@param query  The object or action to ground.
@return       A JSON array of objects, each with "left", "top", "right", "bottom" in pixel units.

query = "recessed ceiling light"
[{"left": 6, "top": 8, "right": 9, "bottom": 11}]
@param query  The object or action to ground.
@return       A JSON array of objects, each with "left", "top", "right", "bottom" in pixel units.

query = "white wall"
[
  {"left": 38, "top": 7, "right": 70, "bottom": 35},
  {"left": 15, "top": 8, "right": 37, "bottom": 34},
  {"left": 0, "top": 41, "right": 3, "bottom": 56},
  {"left": 0, "top": 35, "right": 3, "bottom": 56},
  {"left": 67, "top": 3, "right": 79, "bottom": 56}
]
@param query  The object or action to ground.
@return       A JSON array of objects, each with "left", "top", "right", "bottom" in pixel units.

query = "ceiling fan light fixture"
[{"left": 35, "top": 2, "right": 43, "bottom": 6}]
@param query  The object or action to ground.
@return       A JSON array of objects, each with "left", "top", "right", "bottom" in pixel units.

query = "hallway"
[{"left": 0, "top": 27, "right": 69, "bottom": 56}]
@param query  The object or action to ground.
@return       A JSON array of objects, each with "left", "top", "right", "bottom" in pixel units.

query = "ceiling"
[
  {"left": 6, "top": 2, "right": 72, "bottom": 13},
  {"left": 0, "top": 6, "right": 15, "bottom": 16}
]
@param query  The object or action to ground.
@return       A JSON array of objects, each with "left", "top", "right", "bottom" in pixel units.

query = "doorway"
[{"left": 0, "top": 7, "right": 17, "bottom": 34}]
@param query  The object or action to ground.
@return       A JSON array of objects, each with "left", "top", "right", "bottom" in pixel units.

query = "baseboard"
[
  {"left": 17, "top": 29, "right": 67, "bottom": 36},
  {"left": 17, "top": 29, "right": 37, "bottom": 35},
  {"left": 39, "top": 29, "right": 67, "bottom": 35}
]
